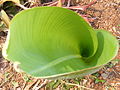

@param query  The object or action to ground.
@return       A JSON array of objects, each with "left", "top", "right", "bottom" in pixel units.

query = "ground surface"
[{"left": 0, "top": 0, "right": 120, "bottom": 90}]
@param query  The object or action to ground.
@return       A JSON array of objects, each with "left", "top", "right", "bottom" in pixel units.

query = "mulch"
[{"left": 0, "top": 0, "right": 120, "bottom": 90}]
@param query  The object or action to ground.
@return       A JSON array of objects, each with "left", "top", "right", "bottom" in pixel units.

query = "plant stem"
[
  {"left": 61, "top": 80, "right": 95, "bottom": 90},
  {"left": 16, "top": 3, "right": 29, "bottom": 10}
]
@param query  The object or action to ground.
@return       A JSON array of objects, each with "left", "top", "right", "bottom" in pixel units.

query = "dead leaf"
[
  {"left": 0, "top": 0, "right": 20, "bottom": 5},
  {"left": 0, "top": 10, "right": 10, "bottom": 28}
]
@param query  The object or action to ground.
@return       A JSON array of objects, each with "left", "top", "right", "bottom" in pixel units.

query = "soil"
[{"left": 0, "top": 0, "right": 120, "bottom": 90}]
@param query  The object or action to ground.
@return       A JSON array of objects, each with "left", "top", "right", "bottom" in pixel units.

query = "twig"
[
  {"left": 48, "top": 1, "right": 58, "bottom": 6},
  {"left": 36, "top": 79, "right": 50, "bottom": 89},
  {"left": 67, "top": 0, "right": 71, "bottom": 7},
  {"left": 57, "top": 0, "right": 62, "bottom": 7},
  {"left": 64, "top": 6, "right": 84, "bottom": 10},
  {"left": 112, "top": 67, "right": 120, "bottom": 78},
  {"left": 82, "top": 0, "right": 97, "bottom": 10},
  {"left": 32, "top": 80, "right": 41, "bottom": 90},
  {"left": 0, "top": 60, "right": 8, "bottom": 64},
  {"left": 0, "top": 73, "right": 14, "bottom": 87},
  {"left": 64, "top": 0, "right": 97, "bottom": 11},
  {"left": 16, "top": 4, "right": 29, "bottom": 10},
  {"left": 23, "top": 78, "right": 38, "bottom": 90},
  {"left": 43, "top": 1, "right": 56, "bottom": 5},
  {"left": 0, "top": 61, "right": 8, "bottom": 71},
  {"left": 61, "top": 80, "right": 95, "bottom": 90}
]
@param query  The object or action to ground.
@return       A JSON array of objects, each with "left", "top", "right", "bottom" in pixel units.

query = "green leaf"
[
  {"left": 95, "top": 78, "right": 106, "bottom": 83},
  {"left": 2, "top": 7, "right": 119, "bottom": 79}
]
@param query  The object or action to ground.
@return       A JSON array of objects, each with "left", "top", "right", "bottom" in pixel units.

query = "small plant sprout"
[{"left": 2, "top": 7, "right": 119, "bottom": 79}]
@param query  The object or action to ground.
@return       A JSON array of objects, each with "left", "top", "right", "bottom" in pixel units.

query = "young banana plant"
[{"left": 3, "top": 7, "right": 119, "bottom": 79}]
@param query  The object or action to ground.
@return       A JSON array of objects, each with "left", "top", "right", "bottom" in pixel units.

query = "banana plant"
[{"left": 2, "top": 7, "right": 119, "bottom": 79}]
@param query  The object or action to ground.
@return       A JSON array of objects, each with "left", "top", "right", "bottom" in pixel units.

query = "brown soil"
[{"left": 0, "top": 0, "right": 120, "bottom": 90}]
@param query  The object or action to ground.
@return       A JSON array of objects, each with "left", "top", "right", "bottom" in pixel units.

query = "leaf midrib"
[{"left": 29, "top": 55, "right": 81, "bottom": 74}]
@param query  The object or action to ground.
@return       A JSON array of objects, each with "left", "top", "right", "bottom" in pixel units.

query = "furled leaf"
[{"left": 3, "top": 7, "right": 119, "bottom": 79}]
